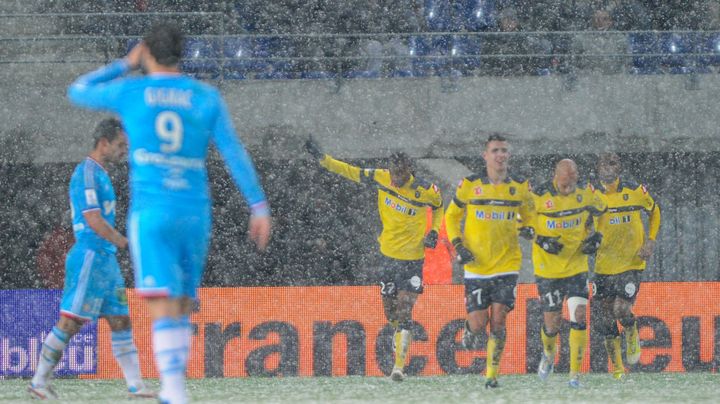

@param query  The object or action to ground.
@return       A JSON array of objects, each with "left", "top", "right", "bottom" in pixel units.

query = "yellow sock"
[
  {"left": 626, "top": 322, "right": 639, "bottom": 345},
  {"left": 486, "top": 334, "right": 505, "bottom": 379},
  {"left": 569, "top": 328, "right": 587, "bottom": 377},
  {"left": 604, "top": 336, "right": 624, "bottom": 377},
  {"left": 540, "top": 326, "right": 557, "bottom": 359},
  {"left": 394, "top": 329, "right": 411, "bottom": 369}
]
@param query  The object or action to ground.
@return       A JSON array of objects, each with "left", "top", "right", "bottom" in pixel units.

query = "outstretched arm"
[{"left": 305, "top": 137, "right": 370, "bottom": 184}]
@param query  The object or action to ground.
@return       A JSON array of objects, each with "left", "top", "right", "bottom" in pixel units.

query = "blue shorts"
[
  {"left": 60, "top": 244, "right": 129, "bottom": 322},
  {"left": 128, "top": 206, "right": 211, "bottom": 299}
]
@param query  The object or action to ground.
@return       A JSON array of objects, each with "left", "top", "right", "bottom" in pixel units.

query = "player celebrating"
[
  {"left": 29, "top": 119, "right": 154, "bottom": 400},
  {"left": 593, "top": 153, "right": 660, "bottom": 379},
  {"left": 305, "top": 139, "right": 442, "bottom": 382},
  {"left": 530, "top": 159, "right": 607, "bottom": 388},
  {"left": 444, "top": 134, "right": 533, "bottom": 388},
  {"left": 68, "top": 24, "right": 271, "bottom": 404}
]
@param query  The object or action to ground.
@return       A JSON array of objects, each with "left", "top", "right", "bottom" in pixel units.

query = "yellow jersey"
[
  {"left": 594, "top": 178, "right": 660, "bottom": 275},
  {"left": 445, "top": 174, "right": 533, "bottom": 277},
  {"left": 530, "top": 181, "right": 607, "bottom": 279},
  {"left": 320, "top": 155, "right": 443, "bottom": 261}
]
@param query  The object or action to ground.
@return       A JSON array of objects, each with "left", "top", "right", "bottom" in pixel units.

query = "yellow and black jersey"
[
  {"left": 530, "top": 180, "right": 607, "bottom": 279},
  {"left": 594, "top": 178, "right": 660, "bottom": 275},
  {"left": 319, "top": 155, "right": 443, "bottom": 261},
  {"left": 445, "top": 174, "right": 533, "bottom": 277}
]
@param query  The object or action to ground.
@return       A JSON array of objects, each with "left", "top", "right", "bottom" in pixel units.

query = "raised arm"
[
  {"left": 67, "top": 43, "right": 148, "bottom": 112},
  {"left": 305, "top": 137, "right": 374, "bottom": 184}
]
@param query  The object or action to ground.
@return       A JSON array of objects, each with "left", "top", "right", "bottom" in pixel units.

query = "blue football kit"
[
  {"left": 68, "top": 59, "right": 268, "bottom": 298},
  {"left": 61, "top": 157, "right": 128, "bottom": 321}
]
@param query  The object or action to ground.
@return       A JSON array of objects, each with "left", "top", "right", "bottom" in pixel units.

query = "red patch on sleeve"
[
  {"left": 641, "top": 185, "right": 648, "bottom": 194},
  {"left": 432, "top": 184, "right": 439, "bottom": 193}
]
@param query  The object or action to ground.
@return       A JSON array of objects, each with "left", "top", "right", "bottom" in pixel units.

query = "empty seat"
[
  {"left": 658, "top": 32, "right": 696, "bottom": 73},
  {"left": 182, "top": 38, "right": 220, "bottom": 78},
  {"left": 627, "top": 32, "right": 662, "bottom": 74},
  {"left": 410, "top": 35, "right": 450, "bottom": 77},
  {"left": 459, "top": 0, "right": 497, "bottom": 32},
  {"left": 450, "top": 34, "right": 481, "bottom": 73},
  {"left": 424, "top": 0, "right": 452, "bottom": 32}
]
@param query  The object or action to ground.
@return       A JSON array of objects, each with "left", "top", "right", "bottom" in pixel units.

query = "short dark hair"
[
  {"left": 389, "top": 151, "right": 414, "bottom": 172},
  {"left": 144, "top": 23, "right": 184, "bottom": 66},
  {"left": 93, "top": 118, "right": 123, "bottom": 148},
  {"left": 485, "top": 133, "right": 507, "bottom": 148}
]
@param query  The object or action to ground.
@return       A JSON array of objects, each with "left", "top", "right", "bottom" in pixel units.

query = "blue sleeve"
[
  {"left": 211, "top": 96, "right": 269, "bottom": 215},
  {"left": 73, "top": 166, "right": 100, "bottom": 213},
  {"left": 67, "top": 59, "right": 130, "bottom": 113}
]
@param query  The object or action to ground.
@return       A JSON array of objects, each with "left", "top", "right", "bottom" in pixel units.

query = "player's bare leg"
[
  {"left": 146, "top": 297, "right": 193, "bottom": 404},
  {"left": 390, "top": 291, "right": 418, "bottom": 381},
  {"left": 615, "top": 298, "right": 641, "bottom": 364},
  {"left": 463, "top": 309, "right": 488, "bottom": 350},
  {"left": 29, "top": 316, "right": 83, "bottom": 399}
]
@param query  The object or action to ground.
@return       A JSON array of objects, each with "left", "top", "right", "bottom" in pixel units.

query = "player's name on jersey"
[
  {"left": 144, "top": 88, "right": 192, "bottom": 109},
  {"left": 133, "top": 148, "right": 203, "bottom": 169}
]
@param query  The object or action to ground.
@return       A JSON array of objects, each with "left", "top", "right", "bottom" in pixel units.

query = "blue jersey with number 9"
[{"left": 67, "top": 60, "right": 266, "bottom": 211}]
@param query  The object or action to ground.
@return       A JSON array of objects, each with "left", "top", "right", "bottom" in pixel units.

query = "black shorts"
[
  {"left": 536, "top": 273, "right": 588, "bottom": 312},
  {"left": 593, "top": 270, "right": 642, "bottom": 303},
  {"left": 378, "top": 256, "right": 424, "bottom": 297},
  {"left": 464, "top": 274, "right": 518, "bottom": 313}
]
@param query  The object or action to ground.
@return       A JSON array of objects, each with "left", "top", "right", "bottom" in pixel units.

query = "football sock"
[
  {"left": 604, "top": 336, "right": 624, "bottom": 374},
  {"left": 569, "top": 325, "right": 587, "bottom": 377},
  {"left": 153, "top": 317, "right": 189, "bottom": 404},
  {"left": 32, "top": 327, "right": 70, "bottom": 387},
  {"left": 486, "top": 332, "right": 506, "bottom": 379},
  {"left": 111, "top": 329, "right": 144, "bottom": 391},
  {"left": 540, "top": 325, "right": 558, "bottom": 359},
  {"left": 393, "top": 328, "right": 412, "bottom": 370}
]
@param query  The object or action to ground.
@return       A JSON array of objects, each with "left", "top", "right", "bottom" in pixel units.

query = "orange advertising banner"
[{"left": 83, "top": 282, "right": 720, "bottom": 379}]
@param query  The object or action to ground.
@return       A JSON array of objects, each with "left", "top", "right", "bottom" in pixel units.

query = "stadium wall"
[
  {"left": 1, "top": 69, "right": 720, "bottom": 163},
  {"left": 2, "top": 284, "right": 718, "bottom": 378}
]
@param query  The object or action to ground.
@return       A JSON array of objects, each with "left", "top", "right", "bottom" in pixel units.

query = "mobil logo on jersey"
[
  {"left": 545, "top": 217, "right": 581, "bottom": 229},
  {"left": 384, "top": 196, "right": 416, "bottom": 216},
  {"left": 475, "top": 210, "right": 516, "bottom": 221},
  {"left": 0, "top": 290, "right": 97, "bottom": 377}
]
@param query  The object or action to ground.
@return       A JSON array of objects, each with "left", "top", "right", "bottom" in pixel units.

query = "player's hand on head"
[
  {"left": 305, "top": 137, "right": 324, "bottom": 160},
  {"left": 125, "top": 41, "right": 146, "bottom": 70},
  {"left": 535, "top": 235, "right": 563, "bottom": 255},
  {"left": 424, "top": 230, "right": 439, "bottom": 248},
  {"left": 248, "top": 214, "right": 271, "bottom": 252}
]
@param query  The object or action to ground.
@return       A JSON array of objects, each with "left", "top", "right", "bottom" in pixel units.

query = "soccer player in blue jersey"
[
  {"left": 29, "top": 118, "right": 154, "bottom": 400},
  {"left": 67, "top": 23, "right": 271, "bottom": 404}
]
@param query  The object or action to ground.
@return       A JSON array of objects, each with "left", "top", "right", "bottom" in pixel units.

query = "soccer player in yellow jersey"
[
  {"left": 305, "top": 138, "right": 443, "bottom": 382},
  {"left": 529, "top": 159, "right": 607, "bottom": 388},
  {"left": 444, "top": 134, "right": 533, "bottom": 388},
  {"left": 593, "top": 153, "right": 660, "bottom": 379}
]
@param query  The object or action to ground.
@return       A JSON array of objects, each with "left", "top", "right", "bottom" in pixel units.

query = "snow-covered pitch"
[{"left": 0, "top": 373, "right": 717, "bottom": 403}]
